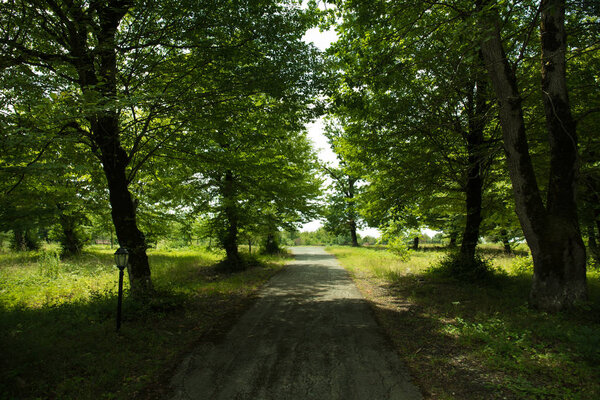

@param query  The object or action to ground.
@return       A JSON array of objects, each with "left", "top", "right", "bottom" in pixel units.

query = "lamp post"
[{"left": 114, "top": 247, "right": 129, "bottom": 332}]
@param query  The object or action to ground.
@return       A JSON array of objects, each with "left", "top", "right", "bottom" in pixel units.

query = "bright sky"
[
  {"left": 299, "top": 27, "right": 437, "bottom": 239},
  {"left": 299, "top": 27, "right": 383, "bottom": 237}
]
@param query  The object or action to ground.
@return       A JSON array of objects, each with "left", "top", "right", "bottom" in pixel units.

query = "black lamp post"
[{"left": 114, "top": 247, "right": 129, "bottom": 331}]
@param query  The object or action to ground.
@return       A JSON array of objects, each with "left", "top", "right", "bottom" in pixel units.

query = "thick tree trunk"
[
  {"left": 71, "top": 3, "right": 153, "bottom": 294},
  {"left": 349, "top": 219, "right": 359, "bottom": 247},
  {"left": 222, "top": 171, "right": 242, "bottom": 269},
  {"left": 480, "top": 0, "right": 586, "bottom": 310},
  {"left": 460, "top": 75, "right": 486, "bottom": 262},
  {"left": 100, "top": 138, "right": 152, "bottom": 293}
]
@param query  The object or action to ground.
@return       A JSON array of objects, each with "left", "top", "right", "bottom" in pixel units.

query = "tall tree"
[
  {"left": 1, "top": 0, "right": 322, "bottom": 291},
  {"left": 478, "top": 0, "right": 589, "bottom": 309},
  {"left": 327, "top": 0, "right": 500, "bottom": 263}
]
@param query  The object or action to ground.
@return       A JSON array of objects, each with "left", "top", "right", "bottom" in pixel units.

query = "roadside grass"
[
  {"left": 327, "top": 245, "right": 600, "bottom": 400},
  {"left": 0, "top": 245, "right": 288, "bottom": 400}
]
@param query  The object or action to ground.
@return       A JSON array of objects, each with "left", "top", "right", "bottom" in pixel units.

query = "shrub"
[
  {"left": 430, "top": 251, "right": 497, "bottom": 282},
  {"left": 38, "top": 249, "right": 61, "bottom": 278},
  {"left": 512, "top": 255, "right": 534, "bottom": 274},
  {"left": 387, "top": 237, "right": 412, "bottom": 261}
]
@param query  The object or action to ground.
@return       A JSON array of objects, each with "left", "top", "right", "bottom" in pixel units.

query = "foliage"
[
  {"left": 429, "top": 251, "right": 498, "bottom": 282},
  {"left": 385, "top": 237, "right": 412, "bottom": 262},
  {"left": 512, "top": 255, "right": 535, "bottom": 275}
]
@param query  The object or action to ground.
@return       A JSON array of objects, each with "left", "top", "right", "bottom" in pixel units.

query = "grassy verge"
[
  {"left": 0, "top": 245, "right": 288, "bottom": 399},
  {"left": 327, "top": 245, "right": 600, "bottom": 400}
]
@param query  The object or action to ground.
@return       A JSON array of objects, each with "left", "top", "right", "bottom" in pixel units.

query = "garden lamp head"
[{"left": 114, "top": 247, "right": 129, "bottom": 270}]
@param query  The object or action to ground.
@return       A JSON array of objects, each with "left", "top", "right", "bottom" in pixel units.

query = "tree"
[
  {"left": 478, "top": 0, "right": 594, "bottom": 309},
  {"left": 327, "top": 0, "right": 502, "bottom": 264},
  {"left": 323, "top": 170, "right": 361, "bottom": 247},
  {"left": 0, "top": 0, "right": 322, "bottom": 290}
]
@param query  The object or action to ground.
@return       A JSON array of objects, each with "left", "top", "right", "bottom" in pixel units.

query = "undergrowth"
[
  {"left": 0, "top": 245, "right": 288, "bottom": 399},
  {"left": 327, "top": 245, "right": 600, "bottom": 400}
]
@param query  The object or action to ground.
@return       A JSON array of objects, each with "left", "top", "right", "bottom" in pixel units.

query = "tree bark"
[
  {"left": 480, "top": 0, "right": 586, "bottom": 310},
  {"left": 72, "top": 2, "right": 153, "bottom": 293},
  {"left": 347, "top": 177, "right": 360, "bottom": 247},
  {"left": 222, "top": 171, "right": 242, "bottom": 269},
  {"left": 349, "top": 219, "right": 359, "bottom": 247},
  {"left": 460, "top": 74, "right": 488, "bottom": 261},
  {"left": 500, "top": 229, "right": 513, "bottom": 254}
]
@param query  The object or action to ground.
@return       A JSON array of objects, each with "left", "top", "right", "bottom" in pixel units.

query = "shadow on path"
[{"left": 169, "top": 246, "right": 422, "bottom": 400}]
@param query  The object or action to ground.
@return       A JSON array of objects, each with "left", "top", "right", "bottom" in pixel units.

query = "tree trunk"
[
  {"left": 349, "top": 219, "right": 359, "bottom": 247},
  {"left": 71, "top": 3, "right": 153, "bottom": 294},
  {"left": 347, "top": 177, "right": 360, "bottom": 247},
  {"left": 412, "top": 237, "right": 419, "bottom": 250},
  {"left": 500, "top": 229, "right": 513, "bottom": 254},
  {"left": 222, "top": 171, "right": 242, "bottom": 269},
  {"left": 460, "top": 75, "right": 487, "bottom": 262},
  {"left": 588, "top": 225, "right": 599, "bottom": 266},
  {"left": 11, "top": 230, "right": 26, "bottom": 251},
  {"left": 58, "top": 212, "right": 83, "bottom": 257},
  {"left": 449, "top": 232, "right": 457, "bottom": 248},
  {"left": 100, "top": 141, "right": 153, "bottom": 293},
  {"left": 248, "top": 239, "right": 252, "bottom": 254},
  {"left": 480, "top": 0, "right": 586, "bottom": 310}
]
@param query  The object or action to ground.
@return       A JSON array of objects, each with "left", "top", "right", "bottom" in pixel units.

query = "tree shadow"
[{"left": 362, "top": 271, "right": 600, "bottom": 399}]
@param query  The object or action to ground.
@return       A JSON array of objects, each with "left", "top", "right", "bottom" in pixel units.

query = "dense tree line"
[
  {"left": 1, "top": 0, "right": 598, "bottom": 312},
  {"left": 325, "top": 0, "right": 599, "bottom": 310},
  {"left": 0, "top": 0, "right": 323, "bottom": 292}
]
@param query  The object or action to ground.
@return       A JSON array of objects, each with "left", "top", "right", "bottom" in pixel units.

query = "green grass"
[
  {"left": 327, "top": 245, "right": 600, "bottom": 400},
  {"left": 0, "top": 245, "right": 288, "bottom": 399}
]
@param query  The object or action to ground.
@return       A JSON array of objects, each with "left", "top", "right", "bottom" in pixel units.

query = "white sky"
[
  {"left": 300, "top": 27, "right": 383, "bottom": 237},
  {"left": 299, "top": 27, "right": 438, "bottom": 239}
]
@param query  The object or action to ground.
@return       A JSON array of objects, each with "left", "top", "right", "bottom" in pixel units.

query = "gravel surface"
[{"left": 168, "top": 246, "right": 422, "bottom": 400}]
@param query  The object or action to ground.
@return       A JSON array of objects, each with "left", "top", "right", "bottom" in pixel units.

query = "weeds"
[
  {"left": 428, "top": 251, "right": 499, "bottom": 282},
  {"left": 327, "top": 245, "right": 600, "bottom": 400},
  {"left": 0, "top": 245, "right": 287, "bottom": 399}
]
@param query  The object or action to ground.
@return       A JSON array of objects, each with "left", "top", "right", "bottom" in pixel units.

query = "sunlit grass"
[
  {"left": 326, "top": 245, "right": 600, "bottom": 400},
  {"left": 326, "top": 246, "right": 441, "bottom": 279},
  {"left": 0, "top": 245, "right": 288, "bottom": 399}
]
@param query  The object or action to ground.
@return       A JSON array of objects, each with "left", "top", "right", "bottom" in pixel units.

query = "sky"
[
  {"left": 299, "top": 26, "right": 439, "bottom": 239},
  {"left": 299, "top": 27, "right": 382, "bottom": 238}
]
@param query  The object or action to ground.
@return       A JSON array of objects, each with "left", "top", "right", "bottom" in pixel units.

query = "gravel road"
[{"left": 168, "top": 246, "right": 422, "bottom": 400}]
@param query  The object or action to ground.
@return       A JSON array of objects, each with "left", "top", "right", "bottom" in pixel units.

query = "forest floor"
[
  {"left": 327, "top": 245, "right": 600, "bottom": 400},
  {"left": 0, "top": 245, "right": 286, "bottom": 400},
  {"left": 168, "top": 246, "right": 421, "bottom": 400}
]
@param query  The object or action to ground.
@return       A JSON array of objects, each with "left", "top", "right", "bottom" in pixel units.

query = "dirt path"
[{"left": 168, "top": 246, "right": 422, "bottom": 400}]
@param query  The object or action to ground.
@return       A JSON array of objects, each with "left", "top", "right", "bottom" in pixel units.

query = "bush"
[
  {"left": 430, "top": 251, "right": 497, "bottom": 282},
  {"left": 512, "top": 255, "right": 534, "bottom": 274},
  {"left": 387, "top": 237, "right": 412, "bottom": 261},
  {"left": 38, "top": 249, "right": 61, "bottom": 278}
]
